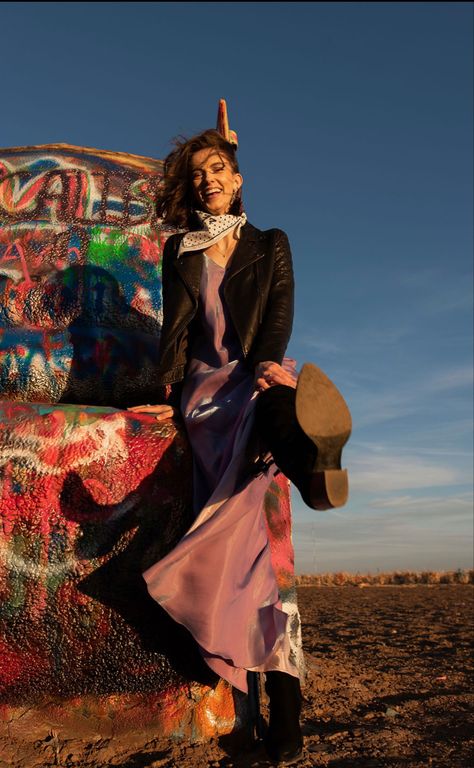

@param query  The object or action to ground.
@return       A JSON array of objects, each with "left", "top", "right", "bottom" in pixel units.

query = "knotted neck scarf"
[{"left": 177, "top": 210, "right": 247, "bottom": 257}]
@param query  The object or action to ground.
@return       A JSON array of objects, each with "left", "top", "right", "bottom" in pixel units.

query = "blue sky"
[{"left": 2, "top": 2, "right": 472, "bottom": 573}]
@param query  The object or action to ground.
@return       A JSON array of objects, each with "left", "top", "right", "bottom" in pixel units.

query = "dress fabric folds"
[{"left": 143, "top": 254, "right": 299, "bottom": 693}]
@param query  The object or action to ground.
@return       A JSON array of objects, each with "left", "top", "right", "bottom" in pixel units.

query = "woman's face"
[{"left": 190, "top": 148, "right": 243, "bottom": 216}]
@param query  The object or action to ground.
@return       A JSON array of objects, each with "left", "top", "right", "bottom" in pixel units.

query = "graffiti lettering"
[
  {"left": 0, "top": 227, "right": 91, "bottom": 284},
  {"left": 0, "top": 169, "right": 162, "bottom": 227},
  {"left": 0, "top": 240, "right": 33, "bottom": 286}
]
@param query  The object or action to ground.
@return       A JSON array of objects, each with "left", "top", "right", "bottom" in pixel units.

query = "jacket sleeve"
[
  {"left": 249, "top": 229, "right": 294, "bottom": 367},
  {"left": 158, "top": 234, "right": 177, "bottom": 354},
  {"left": 155, "top": 234, "right": 181, "bottom": 402}
]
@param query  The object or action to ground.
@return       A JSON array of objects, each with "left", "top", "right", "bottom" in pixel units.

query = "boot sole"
[{"left": 296, "top": 363, "right": 352, "bottom": 509}]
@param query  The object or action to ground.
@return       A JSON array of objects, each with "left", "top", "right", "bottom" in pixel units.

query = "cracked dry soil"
[{"left": 2, "top": 585, "right": 473, "bottom": 768}]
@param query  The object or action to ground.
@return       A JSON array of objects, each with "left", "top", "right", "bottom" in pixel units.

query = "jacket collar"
[
  {"left": 225, "top": 222, "right": 266, "bottom": 281},
  {"left": 171, "top": 221, "right": 265, "bottom": 295}
]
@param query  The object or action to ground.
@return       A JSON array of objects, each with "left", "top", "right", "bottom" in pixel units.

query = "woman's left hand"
[
  {"left": 255, "top": 361, "right": 297, "bottom": 391},
  {"left": 127, "top": 404, "right": 177, "bottom": 421}
]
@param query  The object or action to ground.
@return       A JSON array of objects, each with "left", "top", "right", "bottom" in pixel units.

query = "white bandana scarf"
[{"left": 177, "top": 210, "right": 247, "bottom": 257}]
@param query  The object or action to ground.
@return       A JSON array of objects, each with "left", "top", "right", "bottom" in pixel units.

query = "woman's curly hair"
[{"left": 157, "top": 129, "right": 242, "bottom": 229}]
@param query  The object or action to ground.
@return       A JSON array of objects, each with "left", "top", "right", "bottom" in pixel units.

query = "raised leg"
[{"left": 254, "top": 364, "right": 351, "bottom": 510}]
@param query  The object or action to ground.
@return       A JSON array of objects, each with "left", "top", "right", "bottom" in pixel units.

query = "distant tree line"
[{"left": 295, "top": 569, "right": 474, "bottom": 586}]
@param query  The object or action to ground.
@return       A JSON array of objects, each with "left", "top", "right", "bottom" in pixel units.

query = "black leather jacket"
[{"left": 157, "top": 221, "right": 294, "bottom": 390}]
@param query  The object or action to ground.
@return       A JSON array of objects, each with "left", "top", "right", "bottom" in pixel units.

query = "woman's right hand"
[
  {"left": 254, "top": 361, "right": 297, "bottom": 391},
  {"left": 127, "top": 404, "right": 176, "bottom": 421}
]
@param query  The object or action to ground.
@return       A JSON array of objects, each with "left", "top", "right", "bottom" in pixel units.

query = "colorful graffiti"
[
  {"left": 0, "top": 144, "right": 170, "bottom": 406},
  {"left": 0, "top": 144, "right": 302, "bottom": 741},
  {"left": 0, "top": 399, "right": 244, "bottom": 738}
]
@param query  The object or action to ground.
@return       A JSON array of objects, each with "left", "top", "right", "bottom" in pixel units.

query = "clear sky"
[{"left": 1, "top": 2, "right": 472, "bottom": 573}]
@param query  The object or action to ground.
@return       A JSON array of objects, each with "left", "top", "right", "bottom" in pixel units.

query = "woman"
[{"left": 129, "top": 129, "right": 351, "bottom": 764}]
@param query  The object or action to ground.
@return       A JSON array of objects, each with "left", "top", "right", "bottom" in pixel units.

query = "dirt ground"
[{"left": 2, "top": 585, "right": 473, "bottom": 768}]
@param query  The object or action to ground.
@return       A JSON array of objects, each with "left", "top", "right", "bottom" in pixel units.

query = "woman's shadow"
[
  {"left": 57, "top": 263, "right": 163, "bottom": 408},
  {"left": 60, "top": 456, "right": 218, "bottom": 689}
]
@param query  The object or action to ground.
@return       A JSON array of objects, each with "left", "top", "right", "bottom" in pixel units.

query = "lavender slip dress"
[{"left": 143, "top": 254, "right": 300, "bottom": 693}]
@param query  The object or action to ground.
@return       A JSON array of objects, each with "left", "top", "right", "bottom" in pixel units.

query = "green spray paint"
[{"left": 87, "top": 227, "right": 129, "bottom": 267}]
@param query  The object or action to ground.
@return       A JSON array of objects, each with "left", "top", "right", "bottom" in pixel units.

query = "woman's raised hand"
[
  {"left": 255, "top": 361, "right": 297, "bottom": 391},
  {"left": 127, "top": 404, "right": 176, "bottom": 421}
]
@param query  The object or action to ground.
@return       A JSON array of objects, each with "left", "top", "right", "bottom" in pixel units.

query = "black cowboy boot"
[
  {"left": 254, "top": 363, "right": 351, "bottom": 510},
  {"left": 264, "top": 671, "right": 303, "bottom": 764}
]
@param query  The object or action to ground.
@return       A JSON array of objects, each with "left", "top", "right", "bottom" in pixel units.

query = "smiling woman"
[
  {"left": 128, "top": 123, "right": 352, "bottom": 763},
  {"left": 156, "top": 129, "right": 243, "bottom": 229},
  {"left": 190, "top": 151, "right": 242, "bottom": 214}
]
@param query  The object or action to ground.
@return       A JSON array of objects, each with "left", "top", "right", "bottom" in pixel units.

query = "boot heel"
[{"left": 310, "top": 468, "right": 349, "bottom": 510}]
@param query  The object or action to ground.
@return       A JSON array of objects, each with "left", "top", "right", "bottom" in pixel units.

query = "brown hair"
[{"left": 157, "top": 129, "right": 242, "bottom": 229}]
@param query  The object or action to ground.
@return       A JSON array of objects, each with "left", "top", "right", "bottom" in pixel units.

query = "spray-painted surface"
[
  {"left": 0, "top": 399, "right": 247, "bottom": 740},
  {"left": 0, "top": 144, "right": 302, "bottom": 741},
  {"left": 0, "top": 144, "right": 167, "bottom": 406}
]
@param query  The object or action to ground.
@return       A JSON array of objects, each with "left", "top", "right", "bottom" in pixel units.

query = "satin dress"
[{"left": 143, "top": 253, "right": 299, "bottom": 693}]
